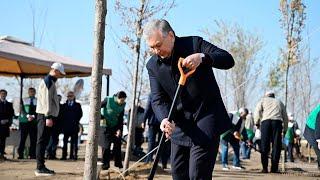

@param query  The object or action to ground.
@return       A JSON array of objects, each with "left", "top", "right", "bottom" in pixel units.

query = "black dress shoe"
[
  {"left": 261, "top": 169, "right": 268, "bottom": 173},
  {"left": 115, "top": 163, "right": 123, "bottom": 169}
]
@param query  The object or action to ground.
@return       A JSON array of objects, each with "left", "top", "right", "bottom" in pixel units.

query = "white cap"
[
  {"left": 265, "top": 90, "right": 274, "bottom": 96},
  {"left": 51, "top": 62, "right": 66, "bottom": 75}
]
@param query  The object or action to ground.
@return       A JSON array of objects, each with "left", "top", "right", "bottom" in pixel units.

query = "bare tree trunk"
[
  {"left": 284, "top": 60, "right": 290, "bottom": 107},
  {"left": 83, "top": 0, "right": 106, "bottom": 179},
  {"left": 123, "top": 1, "right": 145, "bottom": 174}
]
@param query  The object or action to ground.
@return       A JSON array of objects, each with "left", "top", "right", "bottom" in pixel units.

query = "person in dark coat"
[
  {"left": 128, "top": 105, "right": 145, "bottom": 157},
  {"left": 18, "top": 87, "right": 38, "bottom": 159},
  {"left": 143, "top": 19, "right": 234, "bottom": 179},
  {"left": 61, "top": 91, "right": 83, "bottom": 160},
  {"left": 144, "top": 94, "right": 170, "bottom": 169},
  {"left": 99, "top": 91, "right": 126, "bottom": 170},
  {"left": 0, "top": 89, "right": 14, "bottom": 160},
  {"left": 304, "top": 104, "right": 320, "bottom": 170}
]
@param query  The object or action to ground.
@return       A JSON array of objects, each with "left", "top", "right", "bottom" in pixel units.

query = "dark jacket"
[
  {"left": 0, "top": 100, "right": 14, "bottom": 137},
  {"left": 221, "top": 113, "right": 248, "bottom": 142},
  {"left": 304, "top": 111, "right": 320, "bottom": 148},
  {"left": 143, "top": 94, "right": 159, "bottom": 126},
  {"left": 61, "top": 100, "right": 83, "bottom": 134},
  {"left": 146, "top": 36, "right": 234, "bottom": 146}
]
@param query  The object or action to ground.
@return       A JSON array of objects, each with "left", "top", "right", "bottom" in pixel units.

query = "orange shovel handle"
[{"left": 178, "top": 58, "right": 196, "bottom": 85}]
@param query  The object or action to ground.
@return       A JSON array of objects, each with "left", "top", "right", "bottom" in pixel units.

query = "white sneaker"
[
  {"left": 222, "top": 165, "right": 230, "bottom": 171},
  {"left": 232, "top": 166, "right": 244, "bottom": 170}
]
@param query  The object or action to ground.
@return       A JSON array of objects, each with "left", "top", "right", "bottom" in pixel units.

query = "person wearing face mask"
[
  {"left": 99, "top": 91, "right": 127, "bottom": 170},
  {"left": 60, "top": 91, "right": 83, "bottom": 160},
  {"left": 35, "top": 62, "right": 65, "bottom": 176},
  {"left": 18, "top": 87, "right": 38, "bottom": 159},
  {"left": 0, "top": 89, "right": 14, "bottom": 160}
]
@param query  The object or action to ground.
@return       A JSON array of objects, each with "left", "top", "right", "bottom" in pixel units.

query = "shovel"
[{"left": 148, "top": 58, "right": 195, "bottom": 180}]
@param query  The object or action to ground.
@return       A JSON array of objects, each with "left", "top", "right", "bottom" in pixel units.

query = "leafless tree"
[
  {"left": 204, "top": 20, "right": 264, "bottom": 110},
  {"left": 279, "top": 0, "right": 306, "bottom": 107},
  {"left": 114, "top": 0, "right": 175, "bottom": 174},
  {"left": 83, "top": 0, "right": 106, "bottom": 179}
]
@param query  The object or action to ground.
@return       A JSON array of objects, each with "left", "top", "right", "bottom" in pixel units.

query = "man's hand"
[
  {"left": 27, "top": 115, "right": 35, "bottom": 122},
  {"left": 233, "top": 131, "right": 241, "bottom": 140},
  {"left": 0, "top": 119, "right": 9, "bottom": 125},
  {"left": 182, "top": 53, "right": 203, "bottom": 69},
  {"left": 115, "top": 129, "right": 122, "bottom": 138},
  {"left": 160, "top": 118, "right": 175, "bottom": 139},
  {"left": 45, "top": 119, "right": 53, "bottom": 127}
]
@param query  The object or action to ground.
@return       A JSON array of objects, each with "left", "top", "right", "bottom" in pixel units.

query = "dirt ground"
[{"left": 0, "top": 143, "right": 320, "bottom": 180}]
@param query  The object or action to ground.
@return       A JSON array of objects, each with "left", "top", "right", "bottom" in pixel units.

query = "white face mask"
[{"left": 288, "top": 122, "right": 294, "bottom": 128}]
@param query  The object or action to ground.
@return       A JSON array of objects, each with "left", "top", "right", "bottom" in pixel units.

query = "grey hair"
[{"left": 143, "top": 19, "right": 175, "bottom": 40}]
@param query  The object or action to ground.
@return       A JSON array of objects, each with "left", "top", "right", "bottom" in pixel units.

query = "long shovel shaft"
[{"left": 148, "top": 85, "right": 182, "bottom": 180}]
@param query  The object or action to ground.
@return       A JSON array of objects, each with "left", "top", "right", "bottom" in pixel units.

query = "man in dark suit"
[
  {"left": 0, "top": 89, "right": 15, "bottom": 160},
  {"left": 61, "top": 91, "right": 83, "bottom": 160},
  {"left": 144, "top": 94, "right": 170, "bottom": 169},
  {"left": 143, "top": 19, "right": 234, "bottom": 179}
]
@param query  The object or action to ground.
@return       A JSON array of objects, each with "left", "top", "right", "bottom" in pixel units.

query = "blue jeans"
[
  {"left": 220, "top": 138, "right": 240, "bottom": 167},
  {"left": 240, "top": 141, "right": 251, "bottom": 159}
]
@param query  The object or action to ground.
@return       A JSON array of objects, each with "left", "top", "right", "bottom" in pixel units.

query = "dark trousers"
[
  {"left": 286, "top": 143, "right": 294, "bottom": 162},
  {"left": 146, "top": 125, "right": 161, "bottom": 162},
  {"left": 102, "top": 133, "right": 122, "bottom": 167},
  {"left": 135, "top": 127, "right": 144, "bottom": 148},
  {"left": 36, "top": 114, "right": 52, "bottom": 169},
  {"left": 0, "top": 136, "right": 6, "bottom": 155},
  {"left": 260, "top": 120, "right": 282, "bottom": 172},
  {"left": 171, "top": 138, "right": 219, "bottom": 180},
  {"left": 18, "top": 122, "right": 37, "bottom": 158},
  {"left": 62, "top": 132, "right": 78, "bottom": 159},
  {"left": 46, "top": 128, "right": 60, "bottom": 158}
]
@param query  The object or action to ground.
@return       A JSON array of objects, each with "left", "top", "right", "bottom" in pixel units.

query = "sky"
[{"left": 0, "top": 0, "right": 319, "bottom": 108}]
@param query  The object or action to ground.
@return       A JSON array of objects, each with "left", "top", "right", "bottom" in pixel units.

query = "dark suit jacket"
[
  {"left": 0, "top": 101, "right": 14, "bottom": 137},
  {"left": 146, "top": 36, "right": 234, "bottom": 146},
  {"left": 60, "top": 101, "right": 83, "bottom": 134},
  {"left": 143, "top": 94, "right": 159, "bottom": 126}
]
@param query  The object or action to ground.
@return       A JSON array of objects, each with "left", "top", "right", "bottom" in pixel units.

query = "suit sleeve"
[
  {"left": 147, "top": 64, "right": 170, "bottom": 123},
  {"left": 143, "top": 96, "right": 153, "bottom": 124},
  {"left": 199, "top": 38, "right": 235, "bottom": 70},
  {"left": 9, "top": 102, "right": 14, "bottom": 125},
  {"left": 78, "top": 104, "right": 83, "bottom": 122}
]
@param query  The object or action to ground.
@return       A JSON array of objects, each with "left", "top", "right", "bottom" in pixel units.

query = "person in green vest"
[
  {"left": 304, "top": 104, "right": 320, "bottom": 170},
  {"left": 99, "top": 91, "right": 127, "bottom": 170},
  {"left": 284, "top": 113, "right": 295, "bottom": 162},
  {"left": 18, "top": 87, "right": 37, "bottom": 159}
]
